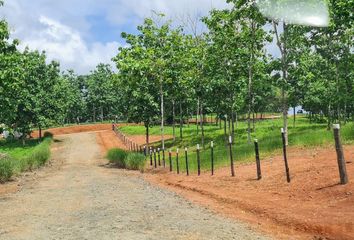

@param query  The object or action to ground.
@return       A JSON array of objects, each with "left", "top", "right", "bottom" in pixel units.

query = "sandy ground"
[
  {"left": 0, "top": 132, "right": 269, "bottom": 240},
  {"left": 145, "top": 146, "right": 354, "bottom": 240}
]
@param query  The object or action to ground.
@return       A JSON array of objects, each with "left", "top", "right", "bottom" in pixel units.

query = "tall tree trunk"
[
  {"left": 196, "top": 98, "right": 200, "bottom": 135},
  {"left": 231, "top": 110, "right": 235, "bottom": 138},
  {"left": 282, "top": 87, "right": 289, "bottom": 145},
  {"left": 179, "top": 101, "right": 183, "bottom": 139},
  {"left": 93, "top": 105, "right": 96, "bottom": 122},
  {"left": 247, "top": 20, "right": 255, "bottom": 144},
  {"left": 327, "top": 104, "right": 331, "bottom": 130},
  {"left": 145, "top": 123, "right": 149, "bottom": 147},
  {"left": 39, "top": 126, "right": 42, "bottom": 141},
  {"left": 172, "top": 100, "right": 176, "bottom": 142},
  {"left": 101, "top": 105, "right": 104, "bottom": 123},
  {"left": 252, "top": 111, "right": 255, "bottom": 132},
  {"left": 293, "top": 106, "right": 296, "bottom": 128},
  {"left": 344, "top": 103, "right": 347, "bottom": 125},
  {"left": 228, "top": 115, "right": 231, "bottom": 135},
  {"left": 160, "top": 83, "right": 165, "bottom": 150},
  {"left": 336, "top": 62, "right": 341, "bottom": 124},
  {"left": 200, "top": 101, "right": 205, "bottom": 148},
  {"left": 224, "top": 117, "right": 227, "bottom": 140},
  {"left": 274, "top": 21, "right": 289, "bottom": 145},
  {"left": 235, "top": 111, "right": 238, "bottom": 129}
]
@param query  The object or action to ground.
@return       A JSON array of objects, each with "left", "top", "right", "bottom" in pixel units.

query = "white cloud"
[
  {"left": 17, "top": 15, "right": 119, "bottom": 74},
  {"left": 0, "top": 0, "right": 230, "bottom": 74},
  {"left": 106, "top": 0, "right": 230, "bottom": 27}
]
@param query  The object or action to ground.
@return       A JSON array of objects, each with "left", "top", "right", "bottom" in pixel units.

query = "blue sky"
[{"left": 0, "top": 0, "right": 230, "bottom": 74}]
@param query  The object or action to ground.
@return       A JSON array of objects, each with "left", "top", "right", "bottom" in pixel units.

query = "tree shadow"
[{"left": 316, "top": 183, "right": 341, "bottom": 191}]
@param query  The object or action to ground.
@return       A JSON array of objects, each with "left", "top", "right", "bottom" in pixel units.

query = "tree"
[
  {"left": 113, "top": 29, "right": 160, "bottom": 146},
  {"left": 86, "top": 64, "right": 114, "bottom": 122}
]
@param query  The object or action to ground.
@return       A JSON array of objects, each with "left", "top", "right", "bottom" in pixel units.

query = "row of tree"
[
  {"left": 1, "top": 0, "right": 353, "bottom": 147},
  {"left": 1, "top": 0, "right": 118, "bottom": 142},
  {"left": 112, "top": 0, "right": 353, "bottom": 147}
]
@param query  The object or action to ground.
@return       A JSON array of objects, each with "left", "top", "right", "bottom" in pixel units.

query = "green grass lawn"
[
  {"left": 0, "top": 138, "right": 52, "bottom": 182},
  {"left": 0, "top": 139, "right": 40, "bottom": 159},
  {"left": 118, "top": 116, "right": 354, "bottom": 173}
]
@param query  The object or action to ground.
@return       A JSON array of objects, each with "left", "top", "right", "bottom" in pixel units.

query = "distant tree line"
[
  {"left": 1, "top": 0, "right": 352, "bottom": 146},
  {"left": 112, "top": 0, "right": 353, "bottom": 146}
]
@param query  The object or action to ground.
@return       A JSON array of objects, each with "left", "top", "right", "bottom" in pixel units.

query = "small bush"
[
  {"left": 107, "top": 148, "right": 127, "bottom": 168},
  {"left": 43, "top": 131, "right": 54, "bottom": 138},
  {"left": 0, "top": 157, "right": 14, "bottom": 183},
  {"left": 24, "top": 137, "right": 52, "bottom": 170},
  {"left": 125, "top": 153, "right": 146, "bottom": 172}
]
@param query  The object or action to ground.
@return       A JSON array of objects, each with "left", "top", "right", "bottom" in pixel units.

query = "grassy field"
[
  {"left": 119, "top": 116, "right": 354, "bottom": 173},
  {"left": 0, "top": 140, "right": 40, "bottom": 159},
  {"left": 0, "top": 138, "right": 52, "bottom": 182}
]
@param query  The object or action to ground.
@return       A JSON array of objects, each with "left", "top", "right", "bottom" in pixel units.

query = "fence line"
[
  {"left": 111, "top": 123, "right": 349, "bottom": 185},
  {"left": 112, "top": 124, "right": 144, "bottom": 154}
]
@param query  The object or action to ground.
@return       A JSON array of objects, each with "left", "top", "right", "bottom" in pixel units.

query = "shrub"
[
  {"left": 0, "top": 157, "right": 14, "bottom": 183},
  {"left": 43, "top": 131, "right": 54, "bottom": 138},
  {"left": 107, "top": 148, "right": 127, "bottom": 168},
  {"left": 125, "top": 153, "right": 146, "bottom": 172},
  {"left": 24, "top": 137, "right": 52, "bottom": 170}
]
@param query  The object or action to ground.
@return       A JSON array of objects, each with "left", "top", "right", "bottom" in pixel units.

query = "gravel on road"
[{"left": 0, "top": 132, "right": 270, "bottom": 240}]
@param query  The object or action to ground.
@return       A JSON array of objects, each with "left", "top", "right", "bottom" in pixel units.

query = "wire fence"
[{"left": 112, "top": 123, "right": 349, "bottom": 185}]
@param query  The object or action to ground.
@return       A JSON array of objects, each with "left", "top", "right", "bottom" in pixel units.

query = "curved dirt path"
[{"left": 0, "top": 132, "right": 269, "bottom": 240}]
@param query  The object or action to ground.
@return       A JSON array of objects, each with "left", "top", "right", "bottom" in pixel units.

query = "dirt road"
[{"left": 0, "top": 132, "right": 269, "bottom": 240}]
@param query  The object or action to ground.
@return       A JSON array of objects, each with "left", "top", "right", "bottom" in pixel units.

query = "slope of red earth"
[
  {"left": 96, "top": 130, "right": 172, "bottom": 154},
  {"left": 31, "top": 123, "right": 172, "bottom": 155},
  {"left": 31, "top": 123, "right": 114, "bottom": 138},
  {"left": 145, "top": 145, "right": 354, "bottom": 240}
]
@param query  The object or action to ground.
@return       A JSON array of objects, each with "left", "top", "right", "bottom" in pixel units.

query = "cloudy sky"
[{"left": 0, "top": 0, "right": 230, "bottom": 74}]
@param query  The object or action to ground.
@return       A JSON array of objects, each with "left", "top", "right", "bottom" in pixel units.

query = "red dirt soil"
[
  {"left": 145, "top": 145, "right": 354, "bottom": 240},
  {"left": 96, "top": 130, "right": 171, "bottom": 154},
  {"left": 31, "top": 124, "right": 113, "bottom": 138},
  {"left": 32, "top": 124, "right": 171, "bottom": 155}
]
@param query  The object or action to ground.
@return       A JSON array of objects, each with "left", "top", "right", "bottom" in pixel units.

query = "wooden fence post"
[
  {"left": 149, "top": 149, "right": 153, "bottom": 166},
  {"left": 197, "top": 144, "right": 201, "bottom": 176},
  {"left": 176, "top": 148, "right": 180, "bottom": 174},
  {"left": 211, "top": 141, "right": 214, "bottom": 176},
  {"left": 229, "top": 136, "right": 235, "bottom": 177},
  {"left": 153, "top": 149, "right": 157, "bottom": 168},
  {"left": 254, "top": 139, "right": 262, "bottom": 180},
  {"left": 185, "top": 147, "right": 189, "bottom": 176},
  {"left": 162, "top": 148, "right": 166, "bottom": 168},
  {"left": 281, "top": 128, "right": 291, "bottom": 183},
  {"left": 169, "top": 149, "right": 172, "bottom": 172},
  {"left": 158, "top": 148, "right": 161, "bottom": 166},
  {"left": 333, "top": 124, "right": 348, "bottom": 185}
]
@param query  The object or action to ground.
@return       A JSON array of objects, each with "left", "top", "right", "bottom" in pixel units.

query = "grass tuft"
[
  {"left": 125, "top": 153, "right": 146, "bottom": 172},
  {"left": 0, "top": 157, "right": 14, "bottom": 183},
  {"left": 107, "top": 148, "right": 127, "bottom": 168},
  {"left": 0, "top": 137, "right": 53, "bottom": 183}
]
